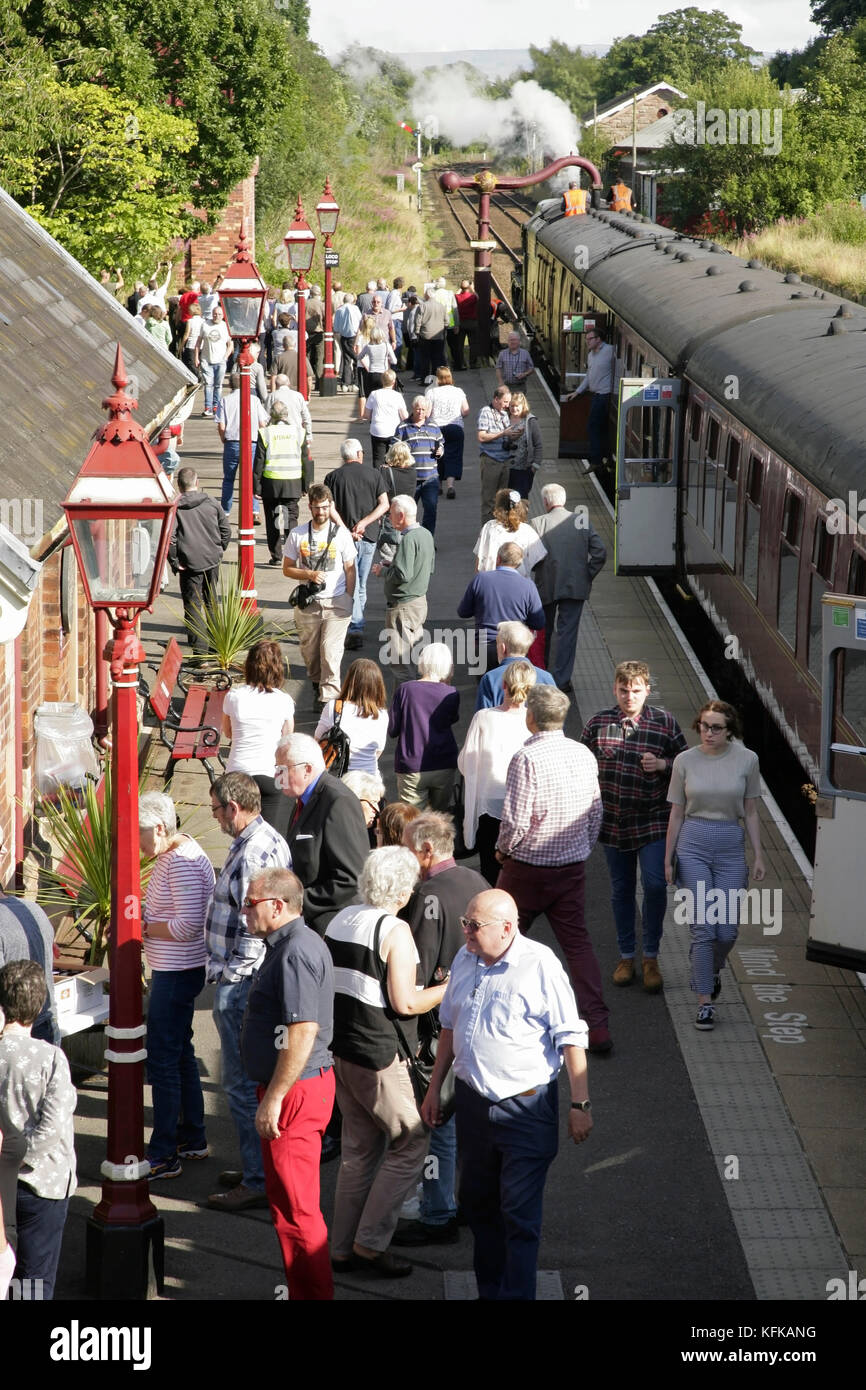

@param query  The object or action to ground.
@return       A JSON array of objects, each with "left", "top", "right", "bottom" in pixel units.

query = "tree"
[
  {"left": 598, "top": 7, "right": 760, "bottom": 103},
  {"left": 769, "top": 38, "right": 828, "bottom": 86},
  {"left": 810, "top": 0, "right": 866, "bottom": 33},
  {"left": 525, "top": 41, "right": 602, "bottom": 116}
]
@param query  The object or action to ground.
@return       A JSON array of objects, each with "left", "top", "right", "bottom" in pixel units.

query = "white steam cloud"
[{"left": 410, "top": 71, "right": 581, "bottom": 166}]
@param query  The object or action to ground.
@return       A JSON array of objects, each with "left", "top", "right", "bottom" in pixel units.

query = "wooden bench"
[{"left": 142, "top": 637, "right": 230, "bottom": 787}]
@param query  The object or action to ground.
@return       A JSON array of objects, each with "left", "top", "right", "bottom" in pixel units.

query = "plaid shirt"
[
  {"left": 581, "top": 704, "right": 687, "bottom": 851},
  {"left": 477, "top": 405, "right": 512, "bottom": 462},
  {"left": 205, "top": 816, "right": 292, "bottom": 984},
  {"left": 497, "top": 731, "right": 602, "bottom": 865}
]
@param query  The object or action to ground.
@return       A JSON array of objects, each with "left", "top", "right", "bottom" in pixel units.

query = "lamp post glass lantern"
[
  {"left": 316, "top": 177, "right": 341, "bottom": 396},
  {"left": 284, "top": 196, "right": 317, "bottom": 400},
  {"left": 62, "top": 344, "right": 174, "bottom": 1301}
]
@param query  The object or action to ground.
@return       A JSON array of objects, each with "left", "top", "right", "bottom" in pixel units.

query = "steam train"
[{"left": 518, "top": 202, "right": 866, "bottom": 805}]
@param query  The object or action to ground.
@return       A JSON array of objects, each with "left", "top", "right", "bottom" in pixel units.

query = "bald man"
[{"left": 421, "top": 889, "right": 591, "bottom": 1301}]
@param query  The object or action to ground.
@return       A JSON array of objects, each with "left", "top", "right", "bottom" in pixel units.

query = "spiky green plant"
[{"left": 186, "top": 564, "right": 286, "bottom": 674}]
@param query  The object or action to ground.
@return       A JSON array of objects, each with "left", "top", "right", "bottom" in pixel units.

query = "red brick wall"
[{"left": 185, "top": 162, "right": 259, "bottom": 285}]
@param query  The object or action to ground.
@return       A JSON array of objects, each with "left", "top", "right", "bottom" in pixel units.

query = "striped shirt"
[
  {"left": 205, "top": 817, "right": 292, "bottom": 984},
  {"left": 394, "top": 420, "right": 444, "bottom": 477},
  {"left": 143, "top": 838, "right": 215, "bottom": 972},
  {"left": 497, "top": 730, "right": 603, "bottom": 865},
  {"left": 581, "top": 704, "right": 688, "bottom": 851},
  {"left": 325, "top": 905, "right": 419, "bottom": 1070}
]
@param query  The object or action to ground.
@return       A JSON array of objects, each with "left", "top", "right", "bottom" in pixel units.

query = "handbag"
[
  {"left": 450, "top": 772, "right": 474, "bottom": 860},
  {"left": 372, "top": 914, "right": 456, "bottom": 1122},
  {"left": 317, "top": 699, "right": 351, "bottom": 777}
]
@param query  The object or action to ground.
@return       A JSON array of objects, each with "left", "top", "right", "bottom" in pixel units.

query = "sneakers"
[
  {"left": 202, "top": 408, "right": 213, "bottom": 418},
  {"left": 711, "top": 973, "right": 722, "bottom": 1001},
  {"left": 695, "top": 1004, "right": 715, "bottom": 1031},
  {"left": 147, "top": 1155, "right": 183, "bottom": 1181},
  {"left": 176, "top": 1144, "right": 209, "bottom": 1160},
  {"left": 587, "top": 1025, "right": 613, "bottom": 1054},
  {"left": 612, "top": 958, "right": 635, "bottom": 987},
  {"left": 642, "top": 958, "right": 663, "bottom": 993}
]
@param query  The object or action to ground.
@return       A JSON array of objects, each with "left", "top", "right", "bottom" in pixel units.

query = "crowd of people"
[{"left": 0, "top": 262, "right": 768, "bottom": 1305}]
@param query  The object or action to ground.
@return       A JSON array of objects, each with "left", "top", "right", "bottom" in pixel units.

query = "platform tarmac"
[{"left": 54, "top": 356, "right": 864, "bottom": 1318}]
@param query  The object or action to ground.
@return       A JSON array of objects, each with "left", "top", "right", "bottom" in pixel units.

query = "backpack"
[{"left": 317, "top": 699, "right": 351, "bottom": 777}]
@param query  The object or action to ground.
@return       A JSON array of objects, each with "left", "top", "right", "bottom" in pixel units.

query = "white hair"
[
  {"left": 412, "top": 395, "right": 427, "bottom": 411},
  {"left": 542, "top": 483, "right": 567, "bottom": 509},
  {"left": 343, "top": 771, "right": 385, "bottom": 803},
  {"left": 359, "top": 846, "right": 419, "bottom": 909},
  {"left": 367, "top": 280, "right": 377, "bottom": 291},
  {"left": 496, "top": 621, "right": 533, "bottom": 656},
  {"left": 391, "top": 493, "right": 417, "bottom": 519},
  {"left": 139, "top": 791, "right": 177, "bottom": 834},
  {"left": 340, "top": 438, "right": 363, "bottom": 462},
  {"left": 275, "top": 731, "right": 325, "bottom": 772},
  {"left": 417, "top": 642, "right": 453, "bottom": 681},
  {"left": 436, "top": 277, "right": 447, "bottom": 289}
]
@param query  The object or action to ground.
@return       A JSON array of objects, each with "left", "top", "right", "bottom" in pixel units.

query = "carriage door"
[
  {"left": 808, "top": 592, "right": 866, "bottom": 973},
  {"left": 558, "top": 313, "right": 607, "bottom": 458},
  {"left": 614, "top": 377, "right": 681, "bottom": 575}
]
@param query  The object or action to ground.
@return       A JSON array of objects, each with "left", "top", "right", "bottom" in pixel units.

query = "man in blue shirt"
[
  {"left": 475, "top": 621, "right": 557, "bottom": 711},
  {"left": 457, "top": 544, "right": 545, "bottom": 677},
  {"left": 421, "top": 888, "right": 592, "bottom": 1301}
]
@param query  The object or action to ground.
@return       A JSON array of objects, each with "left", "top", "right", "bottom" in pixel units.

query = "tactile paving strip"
[
  {"left": 750, "top": 1267, "right": 845, "bottom": 1301},
  {"left": 732, "top": 1207, "right": 841, "bottom": 1241},
  {"left": 443, "top": 1269, "right": 564, "bottom": 1301}
]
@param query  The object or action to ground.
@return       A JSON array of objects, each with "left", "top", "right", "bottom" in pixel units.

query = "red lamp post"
[
  {"left": 219, "top": 220, "right": 268, "bottom": 612},
  {"left": 284, "top": 196, "right": 316, "bottom": 401},
  {"left": 62, "top": 345, "right": 177, "bottom": 1300},
  {"left": 315, "top": 177, "right": 341, "bottom": 398}
]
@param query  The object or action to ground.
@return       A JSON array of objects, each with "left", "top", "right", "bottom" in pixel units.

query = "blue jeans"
[
  {"left": 201, "top": 359, "right": 226, "bottom": 414},
  {"left": 351, "top": 537, "right": 376, "bottom": 632},
  {"left": 676, "top": 818, "right": 747, "bottom": 997},
  {"left": 212, "top": 976, "right": 265, "bottom": 1191},
  {"left": 146, "top": 966, "right": 207, "bottom": 1162},
  {"left": 456, "top": 1077, "right": 559, "bottom": 1301},
  {"left": 415, "top": 473, "right": 439, "bottom": 535},
  {"left": 587, "top": 392, "right": 611, "bottom": 468},
  {"left": 221, "top": 439, "right": 260, "bottom": 515},
  {"left": 602, "top": 837, "right": 667, "bottom": 959},
  {"left": 420, "top": 1114, "right": 457, "bottom": 1225}
]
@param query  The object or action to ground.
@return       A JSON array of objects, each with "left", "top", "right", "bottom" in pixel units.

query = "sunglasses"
[{"left": 242, "top": 897, "right": 280, "bottom": 910}]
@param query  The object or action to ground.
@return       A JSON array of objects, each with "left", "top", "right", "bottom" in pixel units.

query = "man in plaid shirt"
[
  {"left": 205, "top": 773, "right": 291, "bottom": 1212},
  {"left": 495, "top": 686, "right": 612, "bottom": 1053},
  {"left": 581, "top": 661, "right": 687, "bottom": 993}
]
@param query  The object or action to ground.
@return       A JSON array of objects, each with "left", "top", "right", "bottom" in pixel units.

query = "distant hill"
[{"left": 394, "top": 47, "right": 610, "bottom": 79}]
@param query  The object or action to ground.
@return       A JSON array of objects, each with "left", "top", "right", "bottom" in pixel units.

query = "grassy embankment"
[
  {"left": 256, "top": 158, "right": 437, "bottom": 294},
  {"left": 724, "top": 202, "right": 866, "bottom": 302}
]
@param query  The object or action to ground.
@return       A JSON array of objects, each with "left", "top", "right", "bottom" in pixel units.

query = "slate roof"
[{"left": 0, "top": 186, "right": 196, "bottom": 540}]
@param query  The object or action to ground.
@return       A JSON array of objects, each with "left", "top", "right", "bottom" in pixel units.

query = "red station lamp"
[
  {"left": 62, "top": 345, "right": 177, "bottom": 1300},
  {"left": 315, "top": 177, "right": 341, "bottom": 397},
  {"left": 219, "top": 220, "right": 268, "bottom": 610},
  {"left": 284, "top": 196, "right": 316, "bottom": 401}
]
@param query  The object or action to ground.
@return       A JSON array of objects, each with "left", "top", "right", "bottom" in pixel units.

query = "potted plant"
[{"left": 186, "top": 564, "right": 288, "bottom": 680}]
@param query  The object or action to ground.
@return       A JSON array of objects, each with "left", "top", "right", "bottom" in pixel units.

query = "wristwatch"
[{"left": 571, "top": 1100, "right": 592, "bottom": 1112}]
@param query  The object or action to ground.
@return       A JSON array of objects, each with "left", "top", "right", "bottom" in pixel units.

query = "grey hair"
[
  {"left": 390, "top": 493, "right": 417, "bottom": 519},
  {"left": 340, "top": 438, "right": 363, "bottom": 462},
  {"left": 343, "top": 771, "right": 385, "bottom": 804},
  {"left": 411, "top": 395, "right": 427, "bottom": 411},
  {"left": 403, "top": 811, "right": 454, "bottom": 859},
  {"left": 274, "top": 373, "right": 289, "bottom": 387},
  {"left": 526, "top": 685, "right": 570, "bottom": 730},
  {"left": 359, "top": 846, "right": 419, "bottom": 909},
  {"left": 270, "top": 400, "right": 289, "bottom": 422},
  {"left": 542, "top": 483, "right": 567, "bottom": 508},
  {"left": 497, "top": 620, "right": 533, "bottom": 655},
  {"left": 247, "top": 867, "right": 304, "bottom": 913},
  {"left": 417, "top": 642, "right": 453, "bottom": 681},
  {"left": 275, "top": 731, "right": 325, "bottom": 772},
  {"left": 138, "top": 791, "right": 177, "bottom": 834}
]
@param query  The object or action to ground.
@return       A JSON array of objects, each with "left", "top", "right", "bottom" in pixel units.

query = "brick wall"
[
  {"left": 597, "top": 91, "right": 681, "bottom": 146},
  {"left": 185, "top": 161, "right": 259, "bottom": 285}
]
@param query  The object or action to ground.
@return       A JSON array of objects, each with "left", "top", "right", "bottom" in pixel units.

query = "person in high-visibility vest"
[
  {"left": 609, "top": 180, "right": 633, "bottom": 213},
  {"left": 254, "top": 401, "right": 309, "bottom": 565},
  {"left": 561, "top": 182, "right": 588, "bottom": 216}
]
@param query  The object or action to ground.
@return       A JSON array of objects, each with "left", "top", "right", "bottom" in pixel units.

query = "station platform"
[{"left": 55, "top": 356, "right": 864, "bottom": 1318}]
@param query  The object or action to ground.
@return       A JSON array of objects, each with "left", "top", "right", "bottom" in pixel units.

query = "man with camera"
[{"left": 282, "top": 484, "right": 356, "bottom": 704}]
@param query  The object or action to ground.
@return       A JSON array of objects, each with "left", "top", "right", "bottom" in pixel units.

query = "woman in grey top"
[{"left": 664, "top": 701, "right": 765, "bottom": 1032}]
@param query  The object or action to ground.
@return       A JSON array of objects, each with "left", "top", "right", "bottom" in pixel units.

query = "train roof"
[{"left": 528, "top": 207, "right": 866, "bottom": 502}]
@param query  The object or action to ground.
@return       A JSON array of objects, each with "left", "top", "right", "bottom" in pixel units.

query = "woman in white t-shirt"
[
  {"left": 363, "top": 369, "right": 408, "bottom": 465},
  {"left": 473, "top": 489, "right": 547, "bottom": 577},
  {"left": 221, "top": 640, "right": 295, "bottom": 833},
  {"left": 424, "top": 365, "right": 469, "bottom": 498},
  {"left": 315, "top": 659, "right": 389, "bottom": 776}
]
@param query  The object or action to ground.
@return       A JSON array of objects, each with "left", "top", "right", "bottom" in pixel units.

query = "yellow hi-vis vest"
[
  {"left": 563, "top": 187, "right": 588, "bottom": 216},
  {"left": 260, "top": 421, "right": 303, "bottom": 483},
  {"left": 611, "top": 183, "right": 632, "bottom": 213}
]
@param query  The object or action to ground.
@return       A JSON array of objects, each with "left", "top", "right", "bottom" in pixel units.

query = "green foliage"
[
  {"left": 769, "top": 37, "right": 829, "bottom": 86},
  {"left": 811, "top": 0, "right": 866, "bottom": 33},
  {"left": 526, "top": 41, "right": 602, "bottom": 116},
  {"left": 598, "top": 7, "right": 759, "bottom": 103},
  {"left": 187, "top": 565, "right": 285, "bottom": 672}
]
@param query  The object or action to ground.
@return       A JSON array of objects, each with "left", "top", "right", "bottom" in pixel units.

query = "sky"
[{"left": 309, "top": 0, "right": 819, "bottom": 59}]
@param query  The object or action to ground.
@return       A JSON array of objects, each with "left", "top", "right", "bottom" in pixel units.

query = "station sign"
[{"left": 324, "top": 251, "right": 339, "bottom": 269}]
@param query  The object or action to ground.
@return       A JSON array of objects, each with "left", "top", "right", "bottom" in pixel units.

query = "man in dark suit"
[
  {"left": 276, "top": 732, "right": 369, "bottom": 935},
  {"left": 530, "top": 483, "right": 606, "bottom": 694}
]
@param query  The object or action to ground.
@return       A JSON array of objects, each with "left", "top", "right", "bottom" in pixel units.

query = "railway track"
[{"left": 431, "top": 166, "right": 536, "bottom": 322}]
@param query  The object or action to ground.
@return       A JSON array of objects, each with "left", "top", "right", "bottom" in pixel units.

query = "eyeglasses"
[
  {"left": 460, "top": 916, "right": 504, "bottom": 933},
  {"left": 698, "top": 722, "right": 728, "bottom": 733},
  {"left": 242, "top": 897, "right": 280, "bottom": 910}
]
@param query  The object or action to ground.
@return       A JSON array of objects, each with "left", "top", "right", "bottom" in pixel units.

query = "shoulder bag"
[{"left": 317, "top": 698, "right": 351, "bottom": 777}]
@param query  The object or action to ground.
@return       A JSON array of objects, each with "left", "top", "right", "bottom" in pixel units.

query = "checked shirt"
[
  {"left": 580, "top": 704, "right": 687, "bottom": 851},
  {"left": 497, "top": 730, "right": 602, "bottom": 865},
  {"left": 205, "top": 816, "right": 292, "bottom": 984}
]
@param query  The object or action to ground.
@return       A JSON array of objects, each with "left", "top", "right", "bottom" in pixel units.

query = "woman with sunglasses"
[{"left": 664, "top": 701, "right": 765, "bottom": 1031}]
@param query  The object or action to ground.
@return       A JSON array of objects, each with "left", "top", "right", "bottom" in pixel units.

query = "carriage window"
[
  {"left": 690, "top": 405, "right": 702, "bottom": 444},
  {"left": 808, "top": 523, "right": 837, "bottom": 681},
  {"left": 813, "top": 522, "right": 836, "bottom": 582},
  {"left": 777, "top": 491, "right": 803, "bottom": 650},
  {"left": 720, "top": 437, "right": 740, "bottom": 567},
  {"left": 742, "top": 457, "right": 763, "bottom": 597},
  {"left": 829, "top": 647, "right": 866, "bottom": 793},
  {"left": 848, "top": 550, "right": 866, "bottom": 596},
  {"left": 707, "top": 418, "right": 720, "bottom": 460}
]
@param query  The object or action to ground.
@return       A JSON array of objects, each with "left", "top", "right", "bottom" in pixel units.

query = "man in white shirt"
[
  {"left": 282, "top": 483, "right": 356, "bottom": 703},
  {"left": 567, "top": 327, "right": 616, "bottom": 473},
  {"left": 217, "top": 372, "right": 270, "bottom": 517},
  {"left": 137, "top": 261, "right": 174, "bottom": 313},
  {"left": 199, "top": 306, "right": 232, "bottom": 418},
  {"left": 421, "top": 888, "right": 592, "bottom": 1301}
]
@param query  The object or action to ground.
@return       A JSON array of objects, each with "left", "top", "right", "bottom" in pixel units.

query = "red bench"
[{"left": 143, "top": 638, "right": 230, "bottom": 787}]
